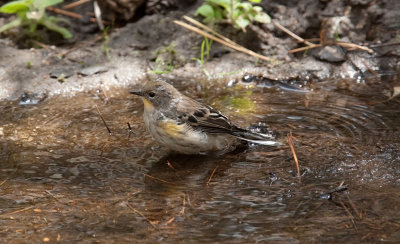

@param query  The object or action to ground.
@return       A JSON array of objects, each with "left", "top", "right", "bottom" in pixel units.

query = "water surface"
[{"left": 0, "top": 76, "right": 399, "bottom": 243}]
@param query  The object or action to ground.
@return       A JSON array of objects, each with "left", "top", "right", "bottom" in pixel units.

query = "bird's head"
[{"left": 130, "top": 80, "right": 178, "bottom": 111}]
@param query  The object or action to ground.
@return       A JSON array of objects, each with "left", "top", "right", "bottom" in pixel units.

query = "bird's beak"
[
  {"left": 130, "top": 90, "right": 154, "bottom": 111},
  {"left": 130, "top": 91, "right": 143, "bottom": 96}
]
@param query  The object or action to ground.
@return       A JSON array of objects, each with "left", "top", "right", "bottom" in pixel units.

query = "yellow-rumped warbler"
[{"left": 131, "top": 80, "right": 279, "bottom": 155}]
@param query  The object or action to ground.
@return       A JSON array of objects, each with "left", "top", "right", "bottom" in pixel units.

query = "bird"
[{"left": 131, "top": 79, "right": 279, "bottom": 155}]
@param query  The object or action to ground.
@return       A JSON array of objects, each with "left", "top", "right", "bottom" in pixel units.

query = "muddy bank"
[{"left": 0, "top": 0, "right": 399, "bottom": 100}]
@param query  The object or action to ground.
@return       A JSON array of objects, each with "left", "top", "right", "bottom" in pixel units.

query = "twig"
[
  {"left": 109, "top": 186, "right": 116, "bottom": 196},
  {"left": 179, "top": 194, "right": 186, "bottom": 215},
  {"left": 47, "top": 6, "right": 82, "bottom": 19},
  {"left": 288, "top": 40, "right": 373, "bottom": 54},
  {"left": 45, "top": 190, "right": 60, "bottom": 202},
  {"left": 63, "top": 0, "right": 92, "bottom": 9},
  {"left": 165, "top": 217, "right": 175, "bottom": 225},
  {"left": 206, "top": 166, "right": 219, "bottom": 186},
  {"left": 101, "top": 87, "right": 109, "bottom": 101},
  {"left": 165, "top": 161, "right": 186, "bottom": 183},
  {"left": 95, "top": 104, "right": 112, "bottom": 135},
  {"left": 273, "top": 20, "right": 373, "bottom": 54},
  {"left": 305, "top": 38, "right": 321, "bottom": 42},
  {"left": 289, "top": 44, "right": 322, "bottom": 54},
  {"left": 46, "top": 7, "right": 108, "bottom": 25},
  {"left": 335, "top": 41, "right": 374, "bottom": 53},
  {"left": 183, "top": 16, "right": 238, "bottom": 48},
  {"left": 339, "top": 201, "right": 358, "bottom": 231},
  {"left": 30, "top": 40, "right": 52, "bottom": 49},
  {"left": 144, "top": 173, "right": 173, "bottom": 184},
  {"left": 0, "top": 178, "right": 7, "bottom": 187},
  {"left": 287, "top": 132, "right": 301, "bottom": 178},
  {"left": 326, "top": 183, "right": 348, "bottom": 195},
  {"left": 361, "top": 60, "right": 378, "bottom": 75},
  {"left": 166, "top": 160, "right": 175, "bottom": 170},
  {"left": 93, "top": 0, "right": 104, "bottom": 30},
  {"left": 0, "top": 206, "right": 34, "bottom": 217},
  {"left": 361, "top": 233, "right": 373, "bottom": 241},
  {"left": 273, "top": 20, "right": 315, "bottom": 46},
  {"left": 347, "top": 194, "right": 361, "bottom": 219},
  {"left": 174, "top": 17, "right": 274, "bottom": 62},
  {"left": 126, "top": 203, "right": 158, "bottom": 229},
  {"left": 127, "top": 122, "right": 133, "bottom": 139},
  {"left": 164, "top": 192, "right": 187, "bottom": 226},
  {"left": 323, "top": 181, "right": 348, "bottom": 199}
]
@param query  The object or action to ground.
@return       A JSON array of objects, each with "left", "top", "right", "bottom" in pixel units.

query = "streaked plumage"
[{"left": 131, "top": 80, "right": 278, "bottom": 154}]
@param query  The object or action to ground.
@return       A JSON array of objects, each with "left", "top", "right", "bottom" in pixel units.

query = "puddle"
[{"left": 0, "top": 76, "right": 399, "bottom": 242}]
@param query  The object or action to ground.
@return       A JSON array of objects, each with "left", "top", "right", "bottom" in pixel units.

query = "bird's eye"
[{"left": 148, "top": 91, "right": 156, "bottom": 98}]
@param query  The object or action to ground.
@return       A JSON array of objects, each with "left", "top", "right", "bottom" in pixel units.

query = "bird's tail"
[{"left": 233, "top": 130, "right": 281, "bottom": 146}]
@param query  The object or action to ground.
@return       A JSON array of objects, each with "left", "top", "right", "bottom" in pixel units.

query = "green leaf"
[
  {"left": 235, "top": 17, "right": 250, "bottom": 30},
  {"left": 0, "top": 18, "right": 22, "bottom": 32},
  {"left": 207, "top": 0, "right": 230, "bottom": 9},
  {"left": 232, "top": 8, "right": 243, "bottom": 19},
  {"left": 254, "top": 12, "right": 270, "bottom": 23},
  {"left": 195, "top": 0, "right": 269, "bottom": 30},
  {"left": 39, "top": 18, "right": 72, "bottom": 39},
  {"left": 239, "top": 2, "right": 253, "bottom": 12},
  {"left": 214, "top": 8, "right": 223, "bottom": 20},
  {"left": 195, "top": 4, "right": 214, "bottom": 19},
  {"left": 252, "top": 6, "right": 263, "bottom": 12},
  {"left": 0, "top": 0, "right": 32, "bottom": 14}
]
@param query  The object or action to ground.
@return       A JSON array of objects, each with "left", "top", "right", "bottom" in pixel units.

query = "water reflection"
[{"left": 0, "top": 77, "right": 399, "bottom": 242}]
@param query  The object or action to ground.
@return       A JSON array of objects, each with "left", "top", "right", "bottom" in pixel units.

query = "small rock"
[
  {"left": 19, "top": 92, "right": 47, "bottom": 105},
  {"left": 49, "top": 68, "right": 74, "bottom": 80},
  {"left": 316, "top": 45, "right": 346, "bottom": 62},
  {"left": 49, "top": 173, "right": 63, "bottom": 179},
  {"left": 78, "top": 65, "right": 109, "bottom": 76},
  {"left": 242, "top": 74, "right": 255, "bottom": 83},
  {"left": 226, "top": 79, "right": 238, "bottom": 87}
]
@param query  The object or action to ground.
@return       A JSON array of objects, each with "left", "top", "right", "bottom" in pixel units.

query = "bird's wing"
[
  {"left": 163, "top": 94, "right": 281, "bottom": 145},
  {"left": 189, "top": 106, "right": 238, "bottom": 133},
  {"left": 166, "top": 96, "right": 245, "bottom": 134}
]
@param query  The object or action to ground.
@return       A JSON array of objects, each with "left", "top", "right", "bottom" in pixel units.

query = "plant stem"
[{"left": 230, "top": 0, "right": 234, "bottom": 23}]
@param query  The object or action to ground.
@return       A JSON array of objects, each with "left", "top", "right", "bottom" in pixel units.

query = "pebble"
[
  {"left": 78, "top": 65, "right": 109, "bottom": 76},
  {"left": 49, "top": 173, "right": 63, "bottom": 179},
  {"left": 49, "top": 68, "right": 74, "bottom": 79},
  {"left": 19, "top": 92, "right": 47, "bottom": 105}
]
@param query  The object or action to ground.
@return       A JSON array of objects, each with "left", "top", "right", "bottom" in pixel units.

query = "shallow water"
[{"left": 0, "top": 75, "right": 399, "bottom": 243}]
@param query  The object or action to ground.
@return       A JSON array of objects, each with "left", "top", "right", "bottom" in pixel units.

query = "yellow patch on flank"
[
  {"left": 159, "top": 121, "right": 183, "bottom": 137},
  {"left": 142, "top": 98, "right": 154, "bottom": 111}
]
